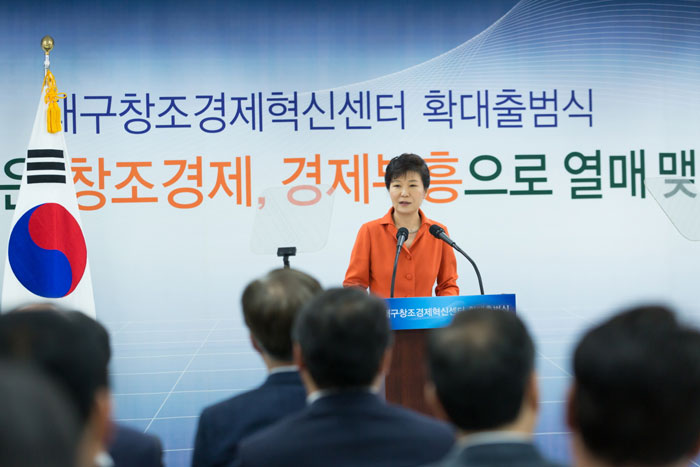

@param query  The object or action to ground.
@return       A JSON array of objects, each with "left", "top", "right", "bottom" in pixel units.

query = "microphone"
[
  {"left": 396, "top": 227, "right": 409, "bottom": 249},
  {"left": 429, "top": 224, "right": 485, "bottom": 295},
  {"left": 390, "top": 228, "right": 409, "bottom": 298},
  {"left": 428, "top": 224, "right": 456, "bottom": 248}
]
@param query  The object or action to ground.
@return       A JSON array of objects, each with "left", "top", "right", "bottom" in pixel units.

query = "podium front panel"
[{"left": 386, "top": 294, "right": 516, "bottom": 330}]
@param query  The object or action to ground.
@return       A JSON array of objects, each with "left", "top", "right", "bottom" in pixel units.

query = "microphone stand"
[
  {"left": 452, "top": 244, "right": 485, "bottom": 296},
  {"left": 390, "top": 228, "right": 409, "bottom": 298},
  {"left": 429, "top": 225, "right": 484, "bottom": 295}
]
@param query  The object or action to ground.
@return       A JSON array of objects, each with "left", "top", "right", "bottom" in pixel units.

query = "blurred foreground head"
[
  {"left": 292, "top": 287, "right": 392, "bottom": 390},
  {"left": 426, "top": 308, "right": 537, "bottom": 434},
  {"left": 0, "top": 305, "right": 112, "bottom": 467},
  {"left": 0, "top": 360, "right": 80, "bottom": 467},
  {"left": 569, "top": 305, "right": 700, "bottom": 466}
]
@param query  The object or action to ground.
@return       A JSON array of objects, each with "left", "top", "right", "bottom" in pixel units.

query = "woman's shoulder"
[
  {"left": 362, "top": 217, "right": 387, "bottom": 229},
  {"left": 359, "top": 210, "right": 394, "bottom": 230}
]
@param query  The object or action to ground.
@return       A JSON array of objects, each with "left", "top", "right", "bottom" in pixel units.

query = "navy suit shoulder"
[
  {"left": 192, "top": 371, "right": 306, "bottom": 467},
  {"left": 431, "top": 441, "right": 567, "bottom": 467},
  {"left": 109, "top": 424, "right": 163, "bottom": 467},
  {"left": 238, "top": 391, "right": 455, "bottom": 467}
]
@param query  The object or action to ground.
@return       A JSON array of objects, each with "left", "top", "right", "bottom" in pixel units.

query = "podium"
[{"left": 384, "top": 294, "right": 516, "bottom": 415}]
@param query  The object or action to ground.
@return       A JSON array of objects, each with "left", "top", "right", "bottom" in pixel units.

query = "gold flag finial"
[
  {"left": 41, "top": 35, "right": 54, "bottom": 55},
  {"left": 40, "top": 36, "right": 65, "bottom": 133}
]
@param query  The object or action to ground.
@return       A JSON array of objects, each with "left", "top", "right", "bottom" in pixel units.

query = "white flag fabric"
[{"left": 1, "top": 77, "right": 96, "bottom": 316}]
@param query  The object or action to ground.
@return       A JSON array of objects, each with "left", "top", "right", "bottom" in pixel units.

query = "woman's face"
[{"left": 389, "top": 171, "right": 427, "bottom": 217}]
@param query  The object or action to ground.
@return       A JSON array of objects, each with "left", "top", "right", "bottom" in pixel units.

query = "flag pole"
[
  {"left": 40, "top": 36, "right": 64, "bottom": 134},
  {"left": 41, "top": 35, "right": 53, "bottom": 71}
]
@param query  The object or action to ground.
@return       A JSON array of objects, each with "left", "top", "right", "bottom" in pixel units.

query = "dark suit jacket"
[
  {"left": 237, "top": 391, "right": 455, "bottom": 467},
  {"left": 433, "top": 441, "right": 566, "bottom": 467},
  {"left": 192, "top": 370, "right": 307, "bottom": 467},
  {"left": 108, "top": 424, "right": 163, "bottom": 467}
]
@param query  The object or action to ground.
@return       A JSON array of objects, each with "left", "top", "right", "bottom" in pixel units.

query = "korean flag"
[{"left": 1, "top": 71, "right": 96, "bottom": 316}]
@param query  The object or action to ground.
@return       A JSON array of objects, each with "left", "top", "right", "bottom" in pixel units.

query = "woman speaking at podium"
[{"left": 343, "top": 153, "right": 458, "bottom": 298}]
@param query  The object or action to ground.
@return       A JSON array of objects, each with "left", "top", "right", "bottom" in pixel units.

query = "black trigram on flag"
[{"left": 26, "top": 149, "right": 66, "bottom": 184}]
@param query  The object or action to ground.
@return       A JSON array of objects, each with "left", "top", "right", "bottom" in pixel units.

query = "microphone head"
[
  {"left": 396, "top": 227, "right": 409, "bottom": 240},
  {"left": 429, "top": 224, "right": 444, "bottom": 238}
]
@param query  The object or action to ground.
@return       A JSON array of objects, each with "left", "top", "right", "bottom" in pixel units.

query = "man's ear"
[
  {"left": 93, "top": 387, "right": 112, "bottom": 448},
  {"left": 424, "top": 381, "right": 449, "bottom": 421},
  {"left": 293, "top": 342, "right": 305, "bottom": 371},
  {"left": 379, "top": 346, "right": 393, "bottom": 376},
  {"left": 249, "top": 332, "right": 263, "bottom": 354},
  {"left": 371, "top": 347, "right": 394, "bottom": 390},
  {"left": 566, "top": 384, "right": 578, "bottom": 431},
  {"left": 526, "top": 371, "right": 539, "bottom": 413},
  {"left": 294, "top": 343, "right": 317, "bottom": 395}
]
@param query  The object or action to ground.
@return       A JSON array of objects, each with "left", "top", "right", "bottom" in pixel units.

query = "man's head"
[
  {"left": 292, "top": 287, "right": 392, "bottom": 390},
  {"left": 426, "top": 308, "right": 536, "bottom": 433},
  {"left": 569, "top": 305, "right": 700, "bottom": 466},
  {"left": 0, "top": 360, "right": 80, "bottom": 467},
  {"left": 0, "top": 306, "right": 112, "bottom": 466},
  {"left": 242, "top": 268, "right": 321, "bottom": 363}
]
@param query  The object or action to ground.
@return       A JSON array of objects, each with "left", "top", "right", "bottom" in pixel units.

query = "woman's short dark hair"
[{"left": 384, "top": 153, "right": 430, "bottom": 190}]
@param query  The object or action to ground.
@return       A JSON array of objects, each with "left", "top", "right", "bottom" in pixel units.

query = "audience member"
[
  {"left": 0, "top": 306, "right": 163, "bottom": 467},
  {"left": 0, "top": 360, "right": 80, "bottom": 467},
  {"left": 237, "top": 287, "right": 455, "bottom": 467},
  {"left": 193, "top": 268, "right": 322, "bottom": 467},
  {"left": 67, "top": 311, "right": 164, "bottom": 467},
  {"left": 425, "top": 308, "right": 563, "bottom": 467},
  {"left": 0, "top": 308, "right": 110, "bottom": 467},
  {"left": 568, "top": 305, "right": 700, "bottom": 467}
]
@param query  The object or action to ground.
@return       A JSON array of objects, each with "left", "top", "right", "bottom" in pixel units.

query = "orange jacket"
[{"left": 343, "top": 209, "right": 459, "bottom": 298}]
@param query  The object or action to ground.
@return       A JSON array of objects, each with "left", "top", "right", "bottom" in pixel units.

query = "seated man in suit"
[
  {"left": 0, "top": 307, "right": 163, "bottom": 467},
  {"left": 568, "top": 305, "right": 700, "bottom": 467},
  {"left": 193, "top": 268, "right": 322, "bottom": 467},
  {"left": 425, "top": 308, "right": 563, "bottom": 467},
  {"left": 237, "top": 287, "right": 455, "bottom": 467}
]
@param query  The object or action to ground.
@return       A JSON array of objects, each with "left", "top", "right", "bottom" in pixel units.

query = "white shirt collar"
[
  {"left": 268, "top": 365, "right": 298, "bottom": 375},
  {"left": 95, "top": 451, "right": 114, "bottom": 467},
  {"left": 458, "top": 430, "right": 532, "bottom": 449},
  {"left": 306, "top": 387, "right": 376, "bottom": 405}
]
